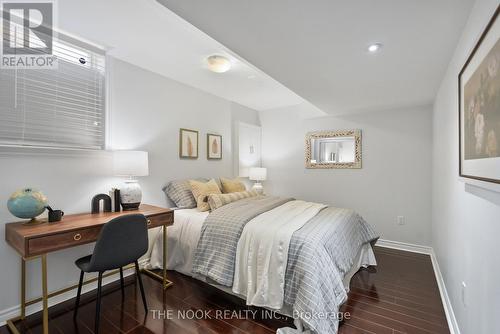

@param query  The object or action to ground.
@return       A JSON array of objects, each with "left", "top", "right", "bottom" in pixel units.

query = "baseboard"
[
  {"left": 376, "top": 239, "right": 460, "bottom": 334},
  {"left": 0, "top": 258, "right": 149, "bottom": 326},
  {"left": 430, "top": 250, "right": 461, "bottom": 334},
  {"left": 375, "top": 238, "right": 432, "bottom": 254}
]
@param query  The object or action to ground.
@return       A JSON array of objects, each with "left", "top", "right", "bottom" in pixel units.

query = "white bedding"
[
  {"left": 149, "top": 207, "right": 376, "bottom": 291},
  {"left": 149, "top": 208, "right": 208, "bottom": 275},
  {"left": 233, "top": 200, "right": 327, "bottom": 309}
]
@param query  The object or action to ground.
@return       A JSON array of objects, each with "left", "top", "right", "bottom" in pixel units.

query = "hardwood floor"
[{"left": 0, "top": 247, "right": 449, "bottom": 334}]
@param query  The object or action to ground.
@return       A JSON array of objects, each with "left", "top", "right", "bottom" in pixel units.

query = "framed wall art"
[
  {"left": 207, "top": 133, "right": 222, "bottom": 160},
  {"left": 459, "top": 5, "right": 500, "bottom": 184},
  {"left": 179, "top": 128, "right": 199, "bottom": 159}
]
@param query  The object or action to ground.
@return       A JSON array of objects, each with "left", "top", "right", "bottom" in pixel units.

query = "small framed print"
[
  {"left": 179, "top": 128, "right": 199, "bottom": 159},
  {"left": 207, "top": 133, "right": 222, "bottom": 160}
]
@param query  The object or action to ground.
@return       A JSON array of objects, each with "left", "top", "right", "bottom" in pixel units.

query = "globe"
[{"left": 7, "top": 188, "right": 48, "bottom": 220}]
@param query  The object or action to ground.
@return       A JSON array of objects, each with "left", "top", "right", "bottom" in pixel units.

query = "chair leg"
[
  {"left": 73, "top": 271, "right": 84, "bottom": 320},
  {"left": 95, "top": 272, "right": 103, "bottom": 334},
  {"left": 135, "top": 261, "right": 148, "bottom": 313},
  {"left": 119, "top": 267, "right": 125, "bottom": 294}
]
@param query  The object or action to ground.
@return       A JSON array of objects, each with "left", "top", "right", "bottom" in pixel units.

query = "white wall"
[
  {"left": 0, "top": 57, "right": 258, "bottom": 321},
  {"left": 260, "top": 103, "right": 433, "bottom": 246},
  {"left": 108, "top": 58, "right": 237, "bottom": 206},
  {"left": 432, "top": 1, "right": 500, "bottom": 333}
]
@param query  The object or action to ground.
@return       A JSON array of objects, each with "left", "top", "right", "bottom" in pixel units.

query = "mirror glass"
[
  {"left": 305, "top": 130, "right": 361, "bottom": 169},
  {"left": 310, "top": 136, "right": 356, "bottom": 163}
]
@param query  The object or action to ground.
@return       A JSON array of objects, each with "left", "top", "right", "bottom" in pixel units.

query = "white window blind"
[{"left": 0, "top": 34, "right": 106, "bottom": 150}]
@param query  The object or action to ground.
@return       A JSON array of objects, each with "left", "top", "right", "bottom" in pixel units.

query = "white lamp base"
[
  {"left": 251, "top": 182, "right": 264, "bottom": 194},
  {"left": 120, "top": 179, "right": 142, "bottom": 210}
]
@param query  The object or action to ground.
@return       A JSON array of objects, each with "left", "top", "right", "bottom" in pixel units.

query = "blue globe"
[{"left": 7, "top": 188, "right": 48, "bottom": 219}]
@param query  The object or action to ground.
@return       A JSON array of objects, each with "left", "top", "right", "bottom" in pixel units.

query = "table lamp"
[
  {"left": 249, "top": 167, "right": 267, "bottom": 193},
  {"left": 113, "top": 150, "right": 149, "bottom": 210}
]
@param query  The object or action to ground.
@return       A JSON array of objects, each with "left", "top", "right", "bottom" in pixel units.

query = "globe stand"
[{"left": 22, "top": 218, "right": 46, "bottom": 226}]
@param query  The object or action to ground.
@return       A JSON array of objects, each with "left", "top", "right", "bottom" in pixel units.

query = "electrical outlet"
[
  {"left": 397, "top": 216, "right": 405, "bottom": 225},
  {"left": 461, "top": 281, "right": 467, "bottom": 307}
]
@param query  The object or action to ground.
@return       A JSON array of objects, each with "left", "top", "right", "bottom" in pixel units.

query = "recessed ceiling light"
[
  {"left": 368, "top": 43, "right": 382, "bottom": 53},
  {"left": 206, "top": 55, "right": 231, "bottom": 73}
]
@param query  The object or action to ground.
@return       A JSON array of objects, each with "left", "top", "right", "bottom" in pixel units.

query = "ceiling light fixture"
[
  {"left": 368, "top": 43, "right": 382, "bottom": 53},
  {"left": 206, "top": 55, "right": 231, "bottom": 73}
]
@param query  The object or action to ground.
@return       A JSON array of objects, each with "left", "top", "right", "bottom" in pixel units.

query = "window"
[{"left": 0, "top": 34, "right": 106, "bottom": 150}]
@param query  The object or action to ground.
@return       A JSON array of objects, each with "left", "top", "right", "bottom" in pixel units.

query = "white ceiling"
[
  {"left": 157, "top": 0, "right": 475, "bottom": 115},
  {"left": 56, "top": 0, "right": 305, "bottom": 111}
]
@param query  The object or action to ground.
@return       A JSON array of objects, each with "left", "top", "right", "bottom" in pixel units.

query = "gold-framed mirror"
[{"left": 305, "top": 129, "right": 362, "bottom": 169}]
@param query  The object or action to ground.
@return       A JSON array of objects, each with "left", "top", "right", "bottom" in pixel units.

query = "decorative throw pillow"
[
  {"left": 207, "top": 190, "right": 259, "bottom": 211},
  {"left": 162, "top": 178, "right": 208, "bottom": 208},
  {"left": 189, "top": 179, "right": 222, "bottom": 211},
  {"left": 220, "top": 177, "right": 246, "bottom": 193}
]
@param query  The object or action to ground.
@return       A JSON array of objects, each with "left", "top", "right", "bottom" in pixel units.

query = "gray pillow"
[{"left": 163, "top": 178, "right": 207, "bottom": 209}]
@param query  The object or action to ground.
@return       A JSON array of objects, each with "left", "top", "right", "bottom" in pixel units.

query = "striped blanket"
[{"left": 192, "top": 196, "right": 292, "bottom": 286}]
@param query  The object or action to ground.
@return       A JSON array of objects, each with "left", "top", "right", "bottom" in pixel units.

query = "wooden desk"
[{"left": 4, "top": 204, "right": 173, "bottom": 334}]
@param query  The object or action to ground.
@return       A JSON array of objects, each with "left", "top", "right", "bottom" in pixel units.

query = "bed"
[{"left": 149, "top": 195, "right": 378, "bottom": 334}]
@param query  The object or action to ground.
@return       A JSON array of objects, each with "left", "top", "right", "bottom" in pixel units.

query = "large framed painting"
[
  {"left": 207, "top": 133, "right": 222, "bottom": 160},
  {"left": 179, "top": 128, "right": 198, "bottom": 159},
  {"left": 459, "top": 6, "right": 500, "bottom": 184}
]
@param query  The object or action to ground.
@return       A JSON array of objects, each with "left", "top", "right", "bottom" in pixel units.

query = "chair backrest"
[{"left": 88, "top": 214, "right": 148, "bottom": 272}]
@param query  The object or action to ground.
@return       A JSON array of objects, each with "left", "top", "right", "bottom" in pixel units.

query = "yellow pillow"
[
  {"left": 220, "top": 177, "right": 246, "bottom": 193},
  {"left": 208, "top": 190, "right": 259, "bottom": 211},
  {"left": 189, "top": 179, "right": 222, "bottom": 211}
]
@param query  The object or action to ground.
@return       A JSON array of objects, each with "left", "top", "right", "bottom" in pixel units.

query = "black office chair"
[{"left": 73, "top": 214, "right": 149, "bottom": 333}]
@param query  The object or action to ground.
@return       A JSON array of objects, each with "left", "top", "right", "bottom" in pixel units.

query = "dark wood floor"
[{"left": 0, "top": 247, "right": 449, "bottom": 334}]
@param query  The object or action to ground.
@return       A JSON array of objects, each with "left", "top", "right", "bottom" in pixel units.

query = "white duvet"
[
  {"left": 232, "top": 200, "right": 326, "bottom": 309},
  {"left": 149, "top": 209, "right": 208, "bottom": 275}
]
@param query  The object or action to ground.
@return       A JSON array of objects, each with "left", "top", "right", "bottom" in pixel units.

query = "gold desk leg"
[
  {"left": 41, "top": 255, "right": 49, "bottom": 334},
  {"left": 21, "top": 258, "right": 26, "bottom": 319},
  {"left": 162, "top": 224, "right": 168, "bottom": 288},
  {"left": 7, "top": 257, "right": 29, "bottom": 334},
  {"left": 142, "top": 224, "right": 173, "bottom": 289},
  {"left": 6, "top": 320, "right": 20, "bottom": 334},
  {"left": 7, "top": 257, "right": 135, "bottom": 334}
]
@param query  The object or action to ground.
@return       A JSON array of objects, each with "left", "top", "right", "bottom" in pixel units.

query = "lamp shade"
[
  {"left": 113, "top": 151, "right": 149, "bottom": 177},
  {"left": 249, "top": 167, "right": 267, "bottom": 181}
]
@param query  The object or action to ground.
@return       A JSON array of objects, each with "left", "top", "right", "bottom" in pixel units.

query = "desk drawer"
[
  {"left": 28, "top": 226, "right": 101, "bottom": 257},
  {"left": 147, "top": 212, "right": 173, "bottom": 229}
]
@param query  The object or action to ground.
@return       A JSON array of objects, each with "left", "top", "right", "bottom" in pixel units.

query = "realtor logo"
[{"left": 1, "top": 1, "right": 57, "bottom": 68}]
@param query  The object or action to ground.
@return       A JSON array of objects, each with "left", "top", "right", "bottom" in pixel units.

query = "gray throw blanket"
[
  {"left": 283, "top": 207, "right": 378, "bottom": 333},
  {"left": 192, "top": 196, "right": 292, "bottom": 286}
]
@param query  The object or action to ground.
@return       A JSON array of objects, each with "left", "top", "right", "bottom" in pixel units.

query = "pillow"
[
  {"left": 163, "top": 178, "right": 207, "bottom": 208},
  {"left": 220, "top": 177, "right": 246, "bottom": 193},
  {"left": 207, "top": 190, "right": 259, "bottom": 211},
  {"left": 189, "top": 179, "right": 222, "bottom": 211}
]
